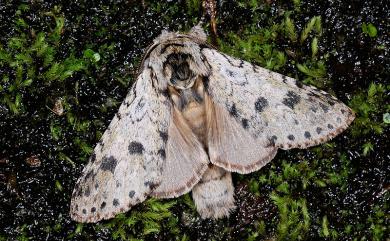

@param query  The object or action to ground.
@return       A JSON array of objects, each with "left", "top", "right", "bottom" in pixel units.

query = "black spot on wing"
[
  {"left": 157, "top": 149, "right": 166, "bottom": 159},
  {"left": 304, "top": 131, "right": 311, "bottom": 139},
  {"left": 159, "top": 131, "right": 168, "bottom": 143},
  {"left": 288, "top": 135, "right": 295, "bottom": 141},
  {"left": 319, "top": 102, "right": 330, "bottom": 113},
  {"left": 129, "top": 190, "right": 135, "bottom": 198},
  {"left": 269, "top": 135, "right": 278, "bottom": 145},
  {"left": 82, "top": 209, "right": 86, "bottom": 214},
  {"left": 241, "top": 118, "right": 249, "bottom": 129},
  {"left": 310, "top": 106, "right": 318, "bottom": 113},
  {"left": 128, "top": 141, "right": 144, "bottom": 155},
  {"left": 100, "top": 156, "right": 118, "bottom": 174},
  {"left": 283, "top": 91, "right": 301, "bottom": 109},
  {"left": 229, "top": 104, "right": 239, "bottom": 118},
  {"left": 327, "top": 124, "right": 334, "bottom": 129},
  {"left": 100, "top": 202, "right": 106, "bottom": 209},
  {"left": 316, "top": 127, "right": 322, "bottom": 134},
  {"left": 113, "top": 199, "right": 119, "bottom": 207},
  {"left": 91, "top": 207, "right": 96, "bottom": 213},
  {"left": 135, "top": 97, "right": 145, "bottom": 111},
  {"left": 144, "top": 181, "right": 158, "bottom": 189},
  {"left": 226, "top": 69, "right": 236, "bottom": 77},
  {"left": 254, "top": 97, "right": 268, "bottom": 112},
  {"left": 84, "top": 186, "right": 90, "bottom": 197}
]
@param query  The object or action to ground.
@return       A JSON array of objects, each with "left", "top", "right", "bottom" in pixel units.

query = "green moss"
[
  {"left": 0, "top": 11, "right": 90, "bottom": 115},
  {"left": 185, "top": 0, "right": 201, "bottom": 16},
  {"left": 283, "top": 15, "right": 298, "bottom": 42},
  {"left": 349, "top": 82, "right": 389, "bottom": 136},
  {"left": 245, "top": 150, "right": 357, "bottom": 240},
  {"left": 368, "top": 204, "right": 388, "bottom": 241},
  {"left": 16, "top": 225, "right": 30, "bottom": 241},
  {"left": 362, "top": 23, "right": 378, "bottom": 38},
  {"left": 219, "top": 24, "right": 285, "bottom": 71},
  {"left": 271, "top": 194, "right": 310, "bottom": 240},
  {"left": 300, "top": 16, "right": 322, "bottom": 43},
  {"left": 100, "top": 199, "right": 177, "bottom": 240},
  {"left": 218, "top": 12, "right": 329, "bottom": 88}
]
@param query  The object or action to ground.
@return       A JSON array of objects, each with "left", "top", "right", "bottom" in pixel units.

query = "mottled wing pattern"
[
  {"left": 70, "top": 68, "right": 171, "bottom": 223},
  {"left": 202, "top": 48, "right": 355, "bottom": 152},
  {"left": 151, "top": 107, "right": 209, "bottom": 198},
  {"left": 205, "top": 94, "right": 277, "bottom": 174}
]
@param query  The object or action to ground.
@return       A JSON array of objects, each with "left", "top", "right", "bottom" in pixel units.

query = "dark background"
[{"left": 0, "top": 0, "right": 388, "bottom": 240}]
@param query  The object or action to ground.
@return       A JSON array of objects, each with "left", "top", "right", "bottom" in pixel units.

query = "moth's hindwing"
[
  {"left": 202, "top": 48, "right": 355, "bottom": 164},
  {"left": 70, "top": 68, "right": 171, "bottom": 223},
  {"left": 150, "top": 107, "right": 209, "bottom": 198},
  {"left": 205, "top": 93, "right": 278, "bottom": 174}
]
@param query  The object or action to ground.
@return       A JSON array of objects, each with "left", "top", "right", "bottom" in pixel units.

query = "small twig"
[{"left": 202, "top": 0, "right": 218, "bottom": 46}]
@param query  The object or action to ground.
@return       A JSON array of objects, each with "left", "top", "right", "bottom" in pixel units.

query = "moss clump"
[
  {"left": 349, "top": 82, "right": 389, "bottom": 136},
  {"left": 0, "top": 12, "right": 89, "bottom": 115}
]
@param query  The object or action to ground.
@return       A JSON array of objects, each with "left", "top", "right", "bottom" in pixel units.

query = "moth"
[{"left": 70, "top": 26, "right": 355, "bottom": 223}]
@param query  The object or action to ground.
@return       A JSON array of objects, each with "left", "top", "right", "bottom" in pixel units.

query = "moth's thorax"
[{"left": 169, "top": 79, "right": 207, "bottom": 145}]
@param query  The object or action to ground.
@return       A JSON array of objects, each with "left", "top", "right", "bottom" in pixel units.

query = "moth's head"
[
  {"left": 142, "top": 25, "right": 211, "bottom": 91},
  {"left": 165, "top": 53, "right": 197, "bottom": 89}
]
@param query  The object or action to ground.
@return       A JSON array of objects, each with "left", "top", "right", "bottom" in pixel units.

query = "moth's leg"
[{"left": 192, "top": 164, "right": 236, "bottom": 219}]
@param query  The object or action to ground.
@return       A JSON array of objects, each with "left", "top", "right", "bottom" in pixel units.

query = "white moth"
[{"left": 70, "top": 26, "right": 355, "bottom": 223}]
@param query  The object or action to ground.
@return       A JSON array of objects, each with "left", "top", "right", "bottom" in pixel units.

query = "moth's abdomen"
[{"left": 191, "top": 165, "right": 236, "bottom": 219}]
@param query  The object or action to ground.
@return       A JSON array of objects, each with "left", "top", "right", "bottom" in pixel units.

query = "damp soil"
[{"left": 0, "top": 0, "right": 389, "bottom": 240}]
